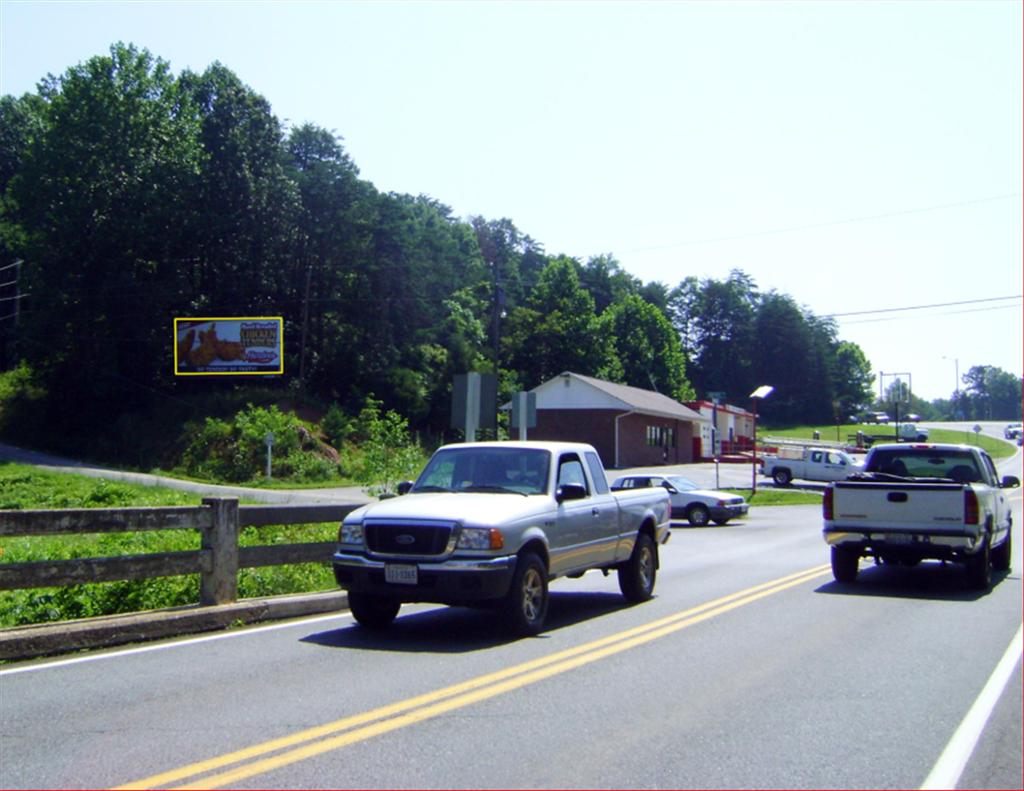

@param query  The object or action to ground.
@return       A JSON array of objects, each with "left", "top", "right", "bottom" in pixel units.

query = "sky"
[{"left": 1, "top": 0, "right": 1021, "bottom": 403}]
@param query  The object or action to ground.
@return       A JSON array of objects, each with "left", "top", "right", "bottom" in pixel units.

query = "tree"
[
  {"left": 504, "top": 257, "right": 621, "bottom": 388},
  {"left": 605, "top": 294, "right": 694, "bottom": 401},
  {"left": 11, "top": 43, "right": 202, "bottom": 425},
  {"left": 961, "top": 366, "right": 1022, "bottom": 420},
  {"left": 831, "top": 341, "right": 874, "bottom": 418},
  {"left": 177, "top": 61, "right": 299, "bottom": 317},
  {"left": 668, "top": 269, "right": 758, "bottom": 402},
  {"left": 577, "top": 254, "right": 640, "bottom": 314},
  {"left": 283, "top": 123, "right": 372, "bottom": 389}
]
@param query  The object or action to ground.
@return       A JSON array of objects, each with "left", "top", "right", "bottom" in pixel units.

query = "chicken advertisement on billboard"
[{"left": 174, "top": 317, "right": 283, "bottom": 375}]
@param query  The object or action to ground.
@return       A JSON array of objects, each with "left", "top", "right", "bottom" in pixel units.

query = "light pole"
[{"left": 750, "top": 385, "right": 774, "bottom": 493}]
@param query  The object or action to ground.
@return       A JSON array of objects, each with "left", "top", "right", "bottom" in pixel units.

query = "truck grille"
[{"left": 364, "top": 522, "right": 453, "bottom": 556}]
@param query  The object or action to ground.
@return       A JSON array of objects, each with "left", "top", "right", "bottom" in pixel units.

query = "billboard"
[{"left": 174, "top": 317, "right": 283, "bottom": 376}]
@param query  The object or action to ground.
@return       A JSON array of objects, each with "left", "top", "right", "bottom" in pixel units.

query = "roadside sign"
[{"left": 174, "top": 317, "right": 283, "bottom": 376}]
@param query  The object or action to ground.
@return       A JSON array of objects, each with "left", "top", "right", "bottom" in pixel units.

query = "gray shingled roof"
[{"left": 554, "top": 372, "right": 709, "bottom": 422}]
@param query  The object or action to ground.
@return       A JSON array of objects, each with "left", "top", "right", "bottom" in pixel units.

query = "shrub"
[
  {"left": 178, "top": 404, "right": 337, "bottom": 483},
  {"left": 349, "top": 397, "right": 426, "bottom": 497}
]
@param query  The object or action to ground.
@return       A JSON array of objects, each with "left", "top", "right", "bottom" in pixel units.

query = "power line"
[
  {"left": 838, "top": 302, "right": 1021, "bottom": 325},
  {"left": 618, "top": 193, "right": 1021, "bottom": 253},
  {"left": 824, "top": 295, "right": 1022, "bottom": 319}
]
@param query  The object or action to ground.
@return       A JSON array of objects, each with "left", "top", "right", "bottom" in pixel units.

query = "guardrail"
[{"left": 0, "top": 498, "right": 359, "bottom": 606}]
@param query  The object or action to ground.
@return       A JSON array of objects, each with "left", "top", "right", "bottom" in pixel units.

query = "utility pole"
[
  {"left": 298, "top": 263, "right": 312, "bottom": 386},
  {"left": 491, "top": 268, "right": 504, "bottom": 435}
]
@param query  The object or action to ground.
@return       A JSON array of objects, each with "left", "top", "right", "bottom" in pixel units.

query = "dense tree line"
[{"left": 10, "top": 43, "right": 1007, "bottom": 460}]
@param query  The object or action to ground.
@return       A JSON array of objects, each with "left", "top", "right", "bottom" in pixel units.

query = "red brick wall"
[{"left": 529, "top": 409, "right": 696, "bottom": 469}]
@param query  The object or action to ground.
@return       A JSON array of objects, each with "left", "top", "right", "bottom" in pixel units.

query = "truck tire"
[
  {"left": 992, "top": 530, "right": 1012, "bottom": 572},
  {"left": 348, "top": 593, "right": 401, "bottom": 629},
  {"left": 772, "top": 469, "right": 792, "bottom": 486},
  {"left": 831, "top": 546, "right": 859, "bottom": 583},
  {"left": 686, "top": 504, "right": 710, "bottom": 526},
  {"left": 966, "top": 536, "right": 992, "bottom": 590},
  {"left": 619, "top": 532, "right": 657, "bottom": 603},
  {"left": 503, "top": 552, "right": 548, "bottom": 636}
]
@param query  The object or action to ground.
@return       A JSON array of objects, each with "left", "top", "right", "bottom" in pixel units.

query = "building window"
[{"left": 646, "top": 425, "right": 676, "bottom": 447}]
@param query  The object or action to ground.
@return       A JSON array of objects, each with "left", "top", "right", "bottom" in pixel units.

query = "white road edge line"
[
  {"left": 0, "top": 611, "right": 354, "bottom": 677},
  {"left": 920, "top": 623, "right": 1023, "bottom": 790}
]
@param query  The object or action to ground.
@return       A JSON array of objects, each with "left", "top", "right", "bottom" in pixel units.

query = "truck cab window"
[{"left": 558, "top": 455, "right": 588, "bottom": 492}]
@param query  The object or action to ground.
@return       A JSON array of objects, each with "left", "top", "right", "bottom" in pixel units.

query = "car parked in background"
[
  {"left": 611, "top": 474, "right": 748, "bottom": 526},
  {"left": 1004, "top": 423, "right": 1022, "bottom": 440}
]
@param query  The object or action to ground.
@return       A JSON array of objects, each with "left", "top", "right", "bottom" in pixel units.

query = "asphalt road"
[{"left": 2, "top": 461, "right": 1021, "bottom": 789}]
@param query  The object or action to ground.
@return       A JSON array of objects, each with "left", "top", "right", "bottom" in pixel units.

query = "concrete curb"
[{"left": 0, "top": 590, "right": 348, "bottom": 662}]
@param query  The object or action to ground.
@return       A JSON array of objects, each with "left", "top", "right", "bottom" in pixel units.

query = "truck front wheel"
[
  {"left": 503, "top": 552, "right": 549, "bottom": 636},
  {"left": 831, "top": 546, "right": 859, "bottom": 583},
  {"left": 772, "top": 469, "right": 792, "bottom": 486},
  {"left": 348, "top": 593, "right": 401, "bottom": 629},
  {"left": 619, "top": 533, "right": 657, "bottom": 603}
]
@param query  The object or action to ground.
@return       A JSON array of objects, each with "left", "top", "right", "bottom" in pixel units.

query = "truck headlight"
[
  {"left": 457, "top": 527, "right": 504, "bottom": 550},
  {"left": 339, "top": 522, "right": 364, "bottom": 546}
]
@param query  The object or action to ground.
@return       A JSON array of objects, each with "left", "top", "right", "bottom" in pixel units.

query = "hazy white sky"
[{"left": 2, "top": 0, "right": 1021, "bottom": 401}]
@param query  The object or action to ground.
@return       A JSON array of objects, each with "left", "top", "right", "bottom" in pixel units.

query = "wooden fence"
[{"left": 0, "top": 498, "right": 359, "bottom": 606}]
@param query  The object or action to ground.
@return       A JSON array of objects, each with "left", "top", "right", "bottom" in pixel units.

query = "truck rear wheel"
[
  {"left": 831, "top": 546, "right": 859, "bottom": 583},
  {"left": 772, "top": 469, "right": 792, "bottom": 486},
  {"left": 965, "top": 536, "right": 992, "bottom": 590},
  {"left": 992, "top": 530, "right": 1011, "bottom": 572},
  {"left": 503, "top": 552, "right": 548, "bottom": 636},
  {"left": 348, "top": 593, "right": 401, "bottom": 629},
  {"left": 619, "top": 533, "right": 657, "bottom": 603}
]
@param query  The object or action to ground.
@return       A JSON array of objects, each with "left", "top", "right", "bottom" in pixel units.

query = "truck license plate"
[
  {"left": 385, "top": 563, "right": 418, "bottom": 585},
  {"left": 884, "top": 532, "right": 912, "bottom": 545}
]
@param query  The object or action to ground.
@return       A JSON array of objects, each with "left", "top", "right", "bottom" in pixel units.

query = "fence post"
[{"left": 200, "top": 497, "right": 239, "bottom": 606}]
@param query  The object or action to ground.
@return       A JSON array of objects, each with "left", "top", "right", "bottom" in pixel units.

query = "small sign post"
[
  {"left": 510, "top": 391, "right": 537, "bottom": 441},
  {"left": 264, "top": 431, "right": 274, "bottom": 479}
]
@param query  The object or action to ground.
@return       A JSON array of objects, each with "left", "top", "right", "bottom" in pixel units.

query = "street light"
[{"left": 750, "top": 385, "right": 774, "bottom": 493}]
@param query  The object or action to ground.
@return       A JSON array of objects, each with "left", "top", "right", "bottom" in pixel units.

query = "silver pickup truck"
[
  {"left": 333, "top": 441, "right": 671, "bottom": 635},
  {"left": 823, "top": 443, "right": 1019, "bottom": 589}
]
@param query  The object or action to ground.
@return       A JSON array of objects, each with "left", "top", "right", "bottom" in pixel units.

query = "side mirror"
[
  {"left": 1001, "top": 476, "right": 1020, "bottom": 489},
  {"left": 556, "top": 483, "right": 588, "bottom": 503},
  {"left": 397, "top": 481, "right": 415, "bottom": 496},
  {"left": 662, "top": 482, "right": 678, "bottom": 494}
]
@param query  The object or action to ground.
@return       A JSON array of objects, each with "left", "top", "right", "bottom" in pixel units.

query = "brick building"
[{"left": 524, "top": 372, "right": 709, "bottom": 468}]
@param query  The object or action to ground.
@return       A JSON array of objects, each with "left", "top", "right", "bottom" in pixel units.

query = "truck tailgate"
[{"left": 831, "top": 481, "right": 967, "bottom": 531}]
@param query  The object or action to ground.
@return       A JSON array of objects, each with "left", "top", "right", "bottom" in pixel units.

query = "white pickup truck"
[
  {"left": 333, "top": 441, "right": 671, "bottom": 635},
  {"left": 823, "top": 443, "right": 1019, "bottom": 589},
  {"left": 760, "top": 446, "right": 863, "bottom": 486}
]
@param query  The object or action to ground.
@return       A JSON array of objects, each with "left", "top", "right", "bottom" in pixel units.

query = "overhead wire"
[{"left": 823, "top": 295, "right": 1022, "bottom": 320}]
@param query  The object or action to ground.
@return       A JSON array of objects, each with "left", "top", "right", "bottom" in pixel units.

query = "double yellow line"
[{"left": 118, "top": 564, "right": 831, "bottom": 790}]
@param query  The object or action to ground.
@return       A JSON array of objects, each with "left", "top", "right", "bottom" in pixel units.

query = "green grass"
[
  {"left": 762, "top": 424, "right": 1016, "bottom": 460},
  {"left": 0, "top": 462, "right": 340, "bottom": 628},
  {"left": 727, "top": 488, "right": 822, "bottom": 506}
]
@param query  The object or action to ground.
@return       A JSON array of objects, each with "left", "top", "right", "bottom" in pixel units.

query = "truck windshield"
[
  {"left": 865, "top": 448, "right": 982, "bottom": 483},
  {"left": 414, "top": 447, "right": 551, "bottom": 495}
]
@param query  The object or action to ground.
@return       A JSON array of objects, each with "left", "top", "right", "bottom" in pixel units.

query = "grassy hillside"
[{"left": 762, "top": 424, "right": 1016, "bottom": 460}]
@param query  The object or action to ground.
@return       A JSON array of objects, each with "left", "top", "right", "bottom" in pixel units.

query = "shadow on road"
[
  {"left": 814, "top": 561, "right": 1015, "bottom": 602},
  {"left": 300, "top": 590, "right": 634, "bottom": 653}
]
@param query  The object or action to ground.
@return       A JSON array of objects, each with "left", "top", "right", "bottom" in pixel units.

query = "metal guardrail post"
[{"left": 200, "top": 498, "right": 239, "bottom": 606}]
